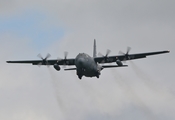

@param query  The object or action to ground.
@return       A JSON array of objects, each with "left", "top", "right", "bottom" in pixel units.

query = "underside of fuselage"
[{"left": 75, "top": 53, "right": 101, "bottom": 79}]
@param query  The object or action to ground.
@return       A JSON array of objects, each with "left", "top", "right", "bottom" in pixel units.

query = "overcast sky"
[{"left": 0, "top": 0, "right": 175, "bottom": 120}]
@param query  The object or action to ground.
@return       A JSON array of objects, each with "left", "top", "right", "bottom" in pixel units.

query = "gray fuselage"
[{"left": 75, "top": 53, "right": 100, "bottom": 78}]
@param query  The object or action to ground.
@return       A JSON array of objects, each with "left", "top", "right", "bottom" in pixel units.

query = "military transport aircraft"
[{"left": 7, "top": 40, "right": 169, "bottom": 79}]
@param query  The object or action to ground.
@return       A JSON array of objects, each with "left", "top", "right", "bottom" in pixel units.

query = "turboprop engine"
[
  {"left": 53, "top": 64, "right": 61, "bottom": 71},
  {"left": 116, "top": 59, "right": 123, "bottom": 66}
]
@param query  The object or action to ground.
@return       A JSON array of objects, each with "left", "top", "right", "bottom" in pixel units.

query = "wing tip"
[{"left": 164, "top": 50, "right": 170, "bottom": 53}]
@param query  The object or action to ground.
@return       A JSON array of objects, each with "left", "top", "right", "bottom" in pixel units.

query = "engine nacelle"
[
  {"left": 53, "top": 64, "right": 61, "bottom": 71},
  {"left": 116, "top": 60, "right": 123, "bottom": 66}
]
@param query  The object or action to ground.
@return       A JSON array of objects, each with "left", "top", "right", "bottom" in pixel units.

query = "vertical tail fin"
[{"left": 93, "top": 39, "right": 97, "bottom": 58}]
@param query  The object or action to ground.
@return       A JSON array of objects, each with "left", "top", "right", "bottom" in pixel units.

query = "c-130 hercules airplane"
[{"left": 7, "top": 40, "right": 169, "bottom": 79}]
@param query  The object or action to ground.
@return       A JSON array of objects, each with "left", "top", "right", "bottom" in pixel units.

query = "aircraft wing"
[
  {"left": 94, "top": 50, "right": 170, "bottom": 63},
  {"left": 6, "top": 58, "right": 75, "bottom": 66}
]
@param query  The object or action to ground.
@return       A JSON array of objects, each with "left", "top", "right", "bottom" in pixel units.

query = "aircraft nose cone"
[{"left": 78, "top": 57, "right": 84, "bottom": 65}]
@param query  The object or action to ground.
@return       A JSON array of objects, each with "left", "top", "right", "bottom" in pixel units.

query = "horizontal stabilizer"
[
  {"left": 102, "top": 65, "right": 128, "bottom": 68},
  {"left": 64, "top": 68, "right": 76, "bottom": 71}
]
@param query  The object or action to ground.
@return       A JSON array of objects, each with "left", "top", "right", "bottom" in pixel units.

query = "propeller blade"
[
  {"left": 98, "top": 49, "right": 112, "bottom": 63},
  {"left": 62, "top": 51, "right": 69, "bottom": 67},
  {"left": 37, "top": 62, "right": 43, "bottom": 67},
  {"left": 37, "top": 53, "right": 51, "bottom": 66},
  {"left": 45, "top": 53, "right": 51, "bottom": 59},
  {"left": 106, "top": 49, "right": 111, "bottom": 56},
  {"left": 64, "top": 51, "right": 68, "bottom": 59},
  {"left": 126, "top": 47, "right": 131, "bottom": 55},
  {"left": 46, "top": 61, "right": 51, "bottom": 67},
  {"left": 98, "top": 52, "right": 104, "bottom": 57},
  {"left": 57, "top": 57, "right": 62, "bottom": 62},
  {"left": 98, "top": 49, "right": 111, "bottom": 57},
  {"left": 37, "top": 54, "right": 44, "bottom": 60},
  {"left": 119, "top": 51, "right": 125, "bottom": 55},
  {"left": 119, "top": 47, "right": 131, "bottom": 61}
]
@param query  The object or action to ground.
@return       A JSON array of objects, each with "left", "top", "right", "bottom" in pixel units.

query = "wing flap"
[
  {"left": 64, "top": 68, "right": 76, "bottom": 71},
  {"left": 102, "top": 65, "right": 128, "bottom": 68}
]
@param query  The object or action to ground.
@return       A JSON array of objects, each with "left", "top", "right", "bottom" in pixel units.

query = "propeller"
[
  {"left": 98, "top": 49, "right": 111, "bottom": 63},
  {"left": 63, "top": 51, "right": 69, "bottom": 67},
  {"left": 119, "top": 47, "right": 131, "bottom": 61},
  {"left": 37, "top": 53, "right": 51, "bottom": 66},
  {"left": 56, "top": 51, "right": 69, "bottom": 68},
  {"left": 64, "top": 51, "right": 68, "bottom": 60}
]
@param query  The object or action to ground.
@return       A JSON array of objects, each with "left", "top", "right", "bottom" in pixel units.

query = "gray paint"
[{"left": 1, "top": 0, "right": 175, "bottom": 120}]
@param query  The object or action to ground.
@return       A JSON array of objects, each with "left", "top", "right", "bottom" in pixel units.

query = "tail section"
[{"left": 93, "top": 39, "right": 97, "bottom": 58}]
